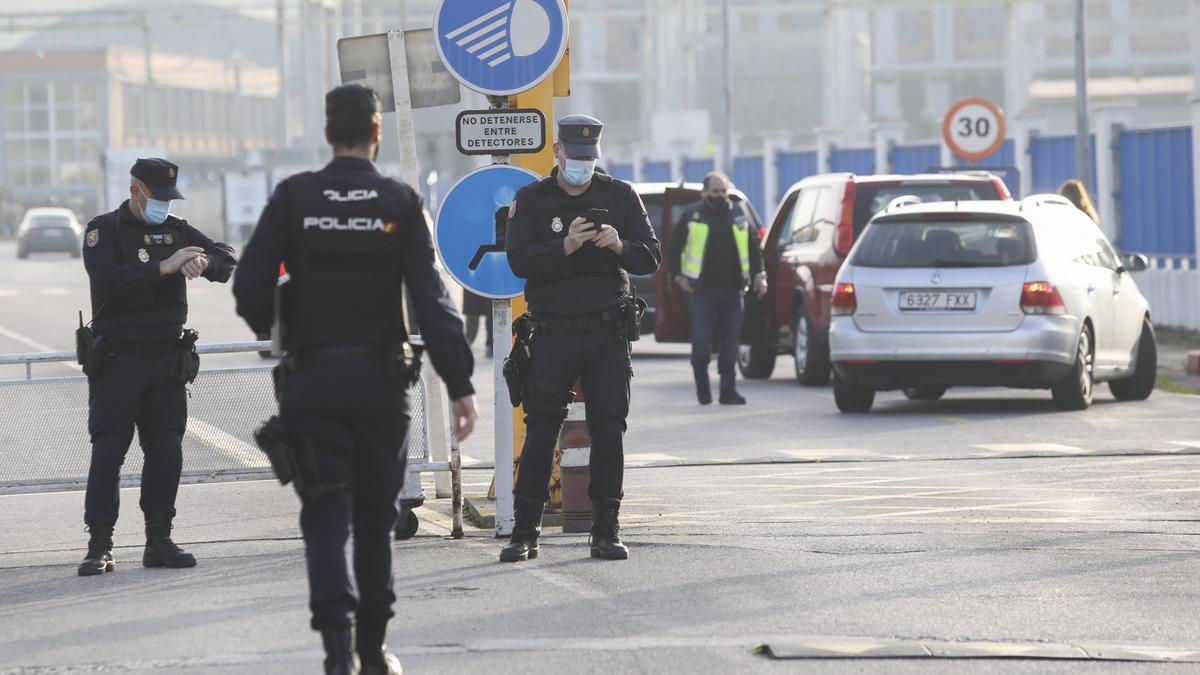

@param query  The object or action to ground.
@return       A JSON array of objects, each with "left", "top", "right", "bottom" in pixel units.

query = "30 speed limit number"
[{"left": 942, "top": 97, "right": 1006, "bottom": 162}]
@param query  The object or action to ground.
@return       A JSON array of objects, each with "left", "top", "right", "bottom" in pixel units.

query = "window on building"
[
  {"left": 896, "top": 10, "right": 933, "bottom": 63},
  {"left": 606, "top": 19, "right": 642, "bottom": 71},
  {"left": 955, "top": 6, "right": 1006, "bottom": 61},
  {"left": 738, "top": 11, "right": 759, "bottom": 34}
]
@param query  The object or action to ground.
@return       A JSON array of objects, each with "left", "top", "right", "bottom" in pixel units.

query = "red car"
[{"left": 653, "top": 173, "right": 1011, "bottom": 384}]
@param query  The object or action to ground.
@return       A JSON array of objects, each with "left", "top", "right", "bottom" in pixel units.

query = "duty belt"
[
  {"left": 107, "top": 339, "right": 179, "bottom": 357},
  {"left": 526, "top": 309, "right": 620, "bottom": 335},
  {"left": 287, "top": 343, "right": 395, "bottom": 369}
]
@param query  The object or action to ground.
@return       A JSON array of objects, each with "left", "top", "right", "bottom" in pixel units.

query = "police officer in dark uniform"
[
  {"left": 502, "top": 114, "right": 661, "bottom": 563},
  {"left": 78, "top": 158, "right": 237, "bottom": 577},
  {"left": 233, "top": 84, "right": 478, "bottom": 675}
]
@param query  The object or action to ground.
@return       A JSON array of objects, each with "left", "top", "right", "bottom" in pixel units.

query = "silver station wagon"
[{"left": 829, "top": 196, "right": 1157, "bottom": 413}]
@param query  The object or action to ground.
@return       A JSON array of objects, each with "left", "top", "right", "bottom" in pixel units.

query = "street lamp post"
[{"left": 1074, "top": 0, "right": 1092, "bottom": 191}]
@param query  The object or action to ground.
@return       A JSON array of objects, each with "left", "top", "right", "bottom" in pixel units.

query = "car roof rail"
[
  {"left": 883, "top": 195, "right": 923, "bottom": 213},
  {"left": 1019, "top": 194, "right": 1075, "bottom": 212}
]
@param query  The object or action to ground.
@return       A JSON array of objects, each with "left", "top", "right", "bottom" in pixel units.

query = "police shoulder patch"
[{"left": 86, "top": 229, "right": 99, "bottom": 247}]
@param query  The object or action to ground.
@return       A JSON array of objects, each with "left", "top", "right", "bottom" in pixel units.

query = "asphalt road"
[{"left": 2, "top": 240, "right": 1200, "bottom": 673}]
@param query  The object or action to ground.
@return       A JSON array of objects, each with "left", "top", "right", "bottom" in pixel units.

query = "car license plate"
[
  {"left": 41, "top": 229, "right": 62, "bottom": 237},
  {"left": 899, "top": 291, "right": 976, "bottom": 311}
]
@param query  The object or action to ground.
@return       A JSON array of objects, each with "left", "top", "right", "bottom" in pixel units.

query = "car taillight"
[
  {"left": 834, "top": 181, "right": 857, "bottom": 256},
  {"left": 991, "top": 176, "right": 1012, "bottom": 200},
  {"left": 831, "top": 283, "right": 857, "bottom": 316},
  {"left": 1021, "top": 282, "right": 1066, "bottom": 315}
]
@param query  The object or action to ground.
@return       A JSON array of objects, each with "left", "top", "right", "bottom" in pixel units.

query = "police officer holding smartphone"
[
  {"left": 77, "top": 158, "right": 236, "bottom": 577},
  {"left": 502, "top": 114, "right": 661, "bottom": 563},
  {"left": 234, "top": 84, "right": 478, "bottom": 675}
]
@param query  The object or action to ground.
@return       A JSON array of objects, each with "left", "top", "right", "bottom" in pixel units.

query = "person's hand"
[
  {"left": 593, "top": 224, "right": 623, "bottom": 255},
  {"left": 675, "top": 275, "right": 694, "bottom": 292},
  {"left": 181, "top": 254, "right": 209, "bottom": 280},
  {"left": 753, "top": 274, "right": 768, "bottom": 298},
  {"left": 159, "top": 246, "right": 205, "bottom": 276},
  {"left": 563, "top": 217, "right": 597, "bottom": 255},
  {"left": 451, "top": 395, "right": 479, "bottom": 442}
]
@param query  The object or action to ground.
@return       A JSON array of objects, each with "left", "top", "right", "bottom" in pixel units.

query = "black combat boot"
[
  {"left": 590, "top": 498, "right": 629, "bottom": 560},
  {"left": 321, "top": 626, "right": 359, "bottom": 675},
  {"left": 357, "top": 622, "right": 402, "bottom": 675},
  {"left": 719, "top": 389, "right": 746, "bottom": 405},
  {"left": 499, "top": 495, "right": 545, "bottom": 562},
  {"left": 77, "top": 526, "right": 115, "bottom": 576},
  {"left": 142, "top": 510, "right": 197, "bottom": 568}
]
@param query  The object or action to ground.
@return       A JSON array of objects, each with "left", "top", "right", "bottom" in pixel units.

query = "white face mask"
[{"left": 562, "top": 158, "right": 596, "bottom": 186}]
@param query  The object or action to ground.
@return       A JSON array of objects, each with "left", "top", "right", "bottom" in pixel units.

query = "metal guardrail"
[{"left": 0, "top": 341, "right": 462, "bottom": 538}]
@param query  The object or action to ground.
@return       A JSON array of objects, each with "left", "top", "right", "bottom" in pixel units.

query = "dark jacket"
[
  {"left": 232, "top": 156, "right": 474, "bottom": 400},
  {"left": 505, "top": 168, "right": 660, "bottom": 317},
  {"left": 83, "top": 202, "right": 236, "bottom": 343}
]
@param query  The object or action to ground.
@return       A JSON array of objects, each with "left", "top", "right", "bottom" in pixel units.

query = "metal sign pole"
[{"left": 493, "top": 298, "right": 515, "bottom": 536}]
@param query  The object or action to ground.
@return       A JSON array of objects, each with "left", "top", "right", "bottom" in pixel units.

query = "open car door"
[{"left": 654, "top": 186, "right": 702, "bottom": 342}]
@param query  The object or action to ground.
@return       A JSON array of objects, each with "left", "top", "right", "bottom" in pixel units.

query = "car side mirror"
[{"left": 1121, "top": 253, "right": 1149, "bottom": 274}]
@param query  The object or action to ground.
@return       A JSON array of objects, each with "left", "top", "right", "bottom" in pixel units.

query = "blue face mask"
[
  {"left": 562, "top": 158, "right": 596, "bottom": 186},
  {"left": 141, "top": 193, "right": 170, "bottom": 225}
]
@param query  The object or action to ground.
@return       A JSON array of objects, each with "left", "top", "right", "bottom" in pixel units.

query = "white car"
[{"left": 829, "top": 195, "right": 1156, "bottom": 412}]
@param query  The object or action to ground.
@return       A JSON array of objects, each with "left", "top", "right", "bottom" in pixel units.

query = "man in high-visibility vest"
[{"left": 667, "top": 172, "right": 766, "bottom": 405}]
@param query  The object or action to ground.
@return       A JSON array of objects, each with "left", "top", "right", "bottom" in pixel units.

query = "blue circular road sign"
[
  {"left": 433, "top": 0, "right": 568, "bottom": 97},
  {"left": 434, "top": 164, "right": 538, "bottom": 299}
]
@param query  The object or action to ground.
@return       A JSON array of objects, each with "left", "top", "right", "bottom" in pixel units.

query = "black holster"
[
  {"left": 390, "top": 341, "right": 424, "bottom": 389},
  {"left": 503, "top": 315, "right": 534, "bottom": 408},
  {"left": 168, "top": 329, "right": 201, "bottom": 384},
  {"left": 253, "top": 415, "right": 322, "bottom": 498},
  {"left": 619, "top": 291, "right": 648, "bottom": 342}
]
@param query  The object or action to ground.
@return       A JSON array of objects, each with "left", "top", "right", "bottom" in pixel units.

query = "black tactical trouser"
[
  {"left": 279, "top": 355, "right": 410, "bottom": 631},
  {"left": 514, "top": 324, "right": 631, "bottom": 502},
  {"left": 85, "top": 352, "right": 187, "bottom": 529}
]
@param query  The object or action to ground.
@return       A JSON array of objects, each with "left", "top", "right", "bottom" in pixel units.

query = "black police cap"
[
  {"left": 326, "top": 84, "right": 381, "bottom": 118},
  {"left": 558, "top": 114, "right": 603, "bottom": 159},
  {"left": 130, "top": 158, "right": 184, "bottom": 201}
]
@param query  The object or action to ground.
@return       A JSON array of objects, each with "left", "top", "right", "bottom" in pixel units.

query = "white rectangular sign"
[
  {"left": 455, "top": 108, "right": 546, "bottom": 156},
  {"left": 337, "top": 29, "right": 461, "bottom": 111}
]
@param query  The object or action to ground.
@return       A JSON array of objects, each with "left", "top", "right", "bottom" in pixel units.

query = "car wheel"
[
  {"left": 393, "top": 509, "right": 420, "bottom": 540},
  {"left": 70, "top": 248, "right": 81, "bottom": 259},
  {"left": 793, "top": 309, "right": 830, "bottom": 386},
  {"left": 903, "top": 386, "right": 946, "bottom": 401},
  {"left": 737, "top": 341, "right": 776, "bottom": 379},
  {"left": 1052, "top": 326, "right": 1094, "bottom": 411},
  {"left": 833, "top": 372, "right": 875, "bottom": 413},
  {"left": 1109, "top": 319, "right": 1157, "bottom": 401}
]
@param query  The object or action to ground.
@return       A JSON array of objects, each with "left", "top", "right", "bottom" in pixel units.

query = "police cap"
[
  {"left": 326, "top": 84, "right": 381, "bottom": 118},
  {"left": 557, "top": 114, "right": 603, "bottom": 159},
  {"left": 130, "top": 158, "right": 184, "bottom": 201}
]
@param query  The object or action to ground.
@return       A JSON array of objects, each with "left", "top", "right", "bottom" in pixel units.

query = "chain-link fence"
[{"left": 0, "top": 343, "right": 437, "bottom": 490}]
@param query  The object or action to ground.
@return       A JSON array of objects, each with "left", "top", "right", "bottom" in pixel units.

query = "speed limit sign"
[{"left": 942, "top": 97, "right": 1006, "bottom": 162}]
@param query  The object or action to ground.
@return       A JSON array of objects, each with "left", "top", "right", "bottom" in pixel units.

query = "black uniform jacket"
[
  {"left": 83, "top": 201, "right": 236, "bottom": 344},
  {"left": 505, "top": 168, "right": 660, "bottom": 317},
  {"left": 232, "top": 156, "right": 474, "bottom": 400}
]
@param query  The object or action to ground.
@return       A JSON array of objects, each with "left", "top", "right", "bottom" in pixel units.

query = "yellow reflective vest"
[{"left": 680, "top": 215, "right": 751, "bottom": 282}]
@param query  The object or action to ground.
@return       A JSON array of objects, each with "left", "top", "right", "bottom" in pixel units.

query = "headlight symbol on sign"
[{"left": 434, "top": 0, "right": 568, "bottom": 96}]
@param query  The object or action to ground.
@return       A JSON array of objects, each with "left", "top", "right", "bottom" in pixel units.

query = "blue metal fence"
[
  {"left": 642, "top": 159, "right": 671, "bottom": 183},
  {"left": 776, "top": 150, "right": 818, "bottom": 197},
  {"left": 732, "top": 155, "right": 765, "bottom": 219},
  {"left": 829, "top": 147, "right": 875, "bottom": 175},
  {"left": 1030, "top": 135, "right": 1096, "bottom": 195},
  {"left": 1117, "top": 126, "right": 1195, "bottom": 257},
  {"left": 682, "top": 157, "right": 715, "bottom": 183},
  {"left": 891, "top": 143, "right": 941, "bottom": 174},
  {"left": 608, "top": 162, "right": 634, "bottom": 182}
]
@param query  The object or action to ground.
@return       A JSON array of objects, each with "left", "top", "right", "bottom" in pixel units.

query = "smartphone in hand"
[{"left": 585, "top": 208, "right": 609, "bottom": 233}]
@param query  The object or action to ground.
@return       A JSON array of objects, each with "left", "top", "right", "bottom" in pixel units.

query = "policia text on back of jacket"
[
  {"left": 233, "top": 84, "right": 478, "bottom": 675},
  {"left": 501, "top": 114, "right": 662, "bottom": 564}
]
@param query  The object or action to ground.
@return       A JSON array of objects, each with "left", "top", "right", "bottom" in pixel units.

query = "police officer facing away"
[
  {"left": 502, "top": 114, "right": 661, "bottom": 563},
  {"left": 233, "top": 85, "right": 478, "bottom": 675},
  {"left": 78, "top": 158, "right": 237, "bottom": 576},
  {"left": 667, "top": 172, "right": 766, "bottom": 405}
]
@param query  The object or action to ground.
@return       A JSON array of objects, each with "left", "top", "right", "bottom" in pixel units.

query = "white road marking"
[
  {"left": 0, "top": 322, "right": 73, "bottom": 363},
  {"left": 40, "top": 288, "right": 69, "bottom": 296},
  {"left": 626, "top": 452, "right": 683, "bottom": 463},
  {"left": 184, "top": 418, "right": 263, "bottom": 467},
  {"left": 0, "top": 289, "right": 18, "bottom": 297},
  {"left": 973, "top": 443, "right": 1089, "bottom": 455}
]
